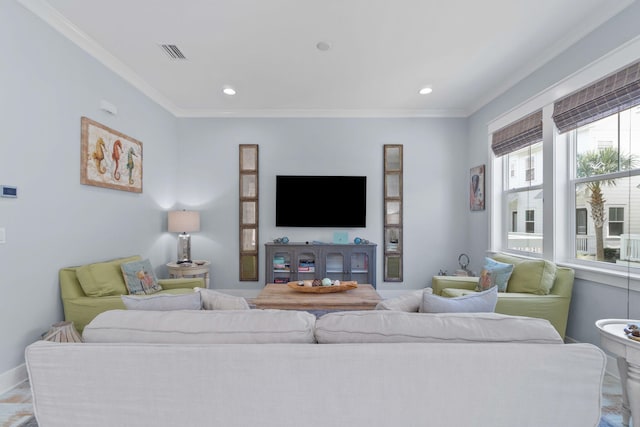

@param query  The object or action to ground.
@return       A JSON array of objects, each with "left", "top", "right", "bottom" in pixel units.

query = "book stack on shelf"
[
  {"left": 298, "top": 258, "right": 316, "bottom": 273},
  {"left": 273, "top": 256, "right": 290, "bottom": 272}
]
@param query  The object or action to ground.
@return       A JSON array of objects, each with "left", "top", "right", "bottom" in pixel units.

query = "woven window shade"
[
  {"left": 552, "top": 60, "right": 640, "bottom": 134},
  {"left": 491, "top": 110, "right": 542, "bottom": 157}
]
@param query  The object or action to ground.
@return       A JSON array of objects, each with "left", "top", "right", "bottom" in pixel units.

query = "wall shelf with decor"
[
  {"left": 265, "top": 242, "right": 376, "bottom": 287},
  {"left": 384, "top": 145, "right": 403, "bottom": 282}
]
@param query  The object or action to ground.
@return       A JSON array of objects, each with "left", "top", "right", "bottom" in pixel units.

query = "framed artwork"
[
  {"left": 81, "top": 117, "right": 143, "bottom": 193},
  {"left": 470, "top": 164, "right": 485, "bottom": 211}
]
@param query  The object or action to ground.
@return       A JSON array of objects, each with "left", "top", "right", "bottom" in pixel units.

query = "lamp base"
[{"left": 177, "top": 233, "right": 192, "bottom": 264}]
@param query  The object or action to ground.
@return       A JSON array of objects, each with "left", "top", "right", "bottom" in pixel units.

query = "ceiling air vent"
[{"left": 159, "top": 44, "right": 186, "bottom": 60}]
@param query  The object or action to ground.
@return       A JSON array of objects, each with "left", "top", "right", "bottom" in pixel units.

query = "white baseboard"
[{"left": 0, "top": 363, "right": 28, "bottom": 395}]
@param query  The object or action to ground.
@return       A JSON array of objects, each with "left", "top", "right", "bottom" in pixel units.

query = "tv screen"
[{"left": 276, "top": 175, "right": 366, "bottom": 227}]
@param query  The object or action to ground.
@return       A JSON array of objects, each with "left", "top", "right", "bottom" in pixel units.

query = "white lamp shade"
[{"left": 168, "top": 210, "right": 200, "bottom": 233}]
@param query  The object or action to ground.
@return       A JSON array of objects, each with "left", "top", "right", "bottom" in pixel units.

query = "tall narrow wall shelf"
[
  {"left": 265, "top": 242, "right": 376, "bottom": 288},
  {"left": 239, "top": 145, "right": 259, "bottom": 281},
  {"left": 384, "top": 145, "right": 403, "bottom": 281}
]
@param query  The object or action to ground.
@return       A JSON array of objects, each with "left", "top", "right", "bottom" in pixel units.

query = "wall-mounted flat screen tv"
[{"left": 276, "top": 175, "right": 366, "bottom": 227}]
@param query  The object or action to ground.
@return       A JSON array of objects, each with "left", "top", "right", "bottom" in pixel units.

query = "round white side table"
[
  {"left": 166, "top": 260, "right": 210, "bottom": 288},
  {"left": 596, "top": 318, "right": 640, "bottom": 427}
]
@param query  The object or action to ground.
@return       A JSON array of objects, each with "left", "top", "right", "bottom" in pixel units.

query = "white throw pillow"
[
  {"left": 420, "top": 286, "right": 497, "bottom": 313},
  {"left": 314, "top": 311, "right": 562, "bottom": 344},
  {"left": 196, "top": 288, "right": 250, "bottom": 310},
  {"left": 375, "top": 288, "right": 433, "bottom": 312},
  {"left": 121, "top": 292, "right": 202, "bottom": 311}
]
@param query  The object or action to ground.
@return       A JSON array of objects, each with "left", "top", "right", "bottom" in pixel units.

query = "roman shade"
[
  {"left": 491, "top": 110, "right": 543, "bottom": 157},
  {"left": 552, "top": 60, "right": 640, "bottom": 134}
]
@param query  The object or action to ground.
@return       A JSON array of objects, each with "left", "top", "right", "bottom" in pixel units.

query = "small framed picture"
[{"left": 470, "top": 164, "right": 485, "bottom": 211}]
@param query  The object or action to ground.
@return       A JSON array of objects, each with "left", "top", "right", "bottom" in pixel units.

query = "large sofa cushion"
[
  {"left": 314, "top": 311, "right": 563, "bottom": 344},
  {"left": 83, "top": 309, "right": 317, "bottom": 344},
  {"left": 121, "top": 293, "right": 202, "bottom": 310},
  {"left": 75, "top": 255, "right": 140, "bottom": 297},
  {"left": 420, "top": 286, "right": 497, "bottom": 313},
  {"left": 492, "top": 253, "right": 556, "bottom": 295}
]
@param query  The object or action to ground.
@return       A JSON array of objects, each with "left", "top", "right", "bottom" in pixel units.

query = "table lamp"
[{"left": 168, "top": 210, "right": 200, "bottom": 264}]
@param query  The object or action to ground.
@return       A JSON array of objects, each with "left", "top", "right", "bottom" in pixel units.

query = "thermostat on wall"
[{"left": 1, "top": 185, "right": 17, "bottom": 198}]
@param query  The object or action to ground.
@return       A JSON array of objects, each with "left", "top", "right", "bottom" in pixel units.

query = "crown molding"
[{"left": 173, "top": 108, "right": 469, "bottom": 119}]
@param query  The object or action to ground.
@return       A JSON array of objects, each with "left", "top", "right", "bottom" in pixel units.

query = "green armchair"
[
  {"left": 60, "top": 255, "right": 203, "bottom": 333},
  {"left": 432, "top": 254, "right": 574, "bottom": 338}
]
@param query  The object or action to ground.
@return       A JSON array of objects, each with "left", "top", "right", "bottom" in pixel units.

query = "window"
[
  {"left": 525, "top": 156, "right": 535, "bottom": 181},
  {"left": 576, "top": 208, "right": 587, "bottom": 235},
  {"left": 502, "top": 143, "right": 543, "bottom": 253},
  {"left": 525, "top": 210, "right": 535, "bottom": 233},
  {"left": 570, "top": 107, "right": 640, "bottom": 264},
  {"left": 608, "top": 207, "right": 624, "bottom": 236},
  {"left": 489, "top": 58, "right": 640, "bottom": 277}
]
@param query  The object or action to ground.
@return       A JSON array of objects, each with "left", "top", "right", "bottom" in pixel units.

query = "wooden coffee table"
[{"left": 252, "top": 283, "right": 381, "bottom": 311}]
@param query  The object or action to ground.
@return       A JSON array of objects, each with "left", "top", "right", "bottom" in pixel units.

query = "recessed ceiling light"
[
  {"left": 419, "top": 87, "right": 433, "bottom": 95},
  {"left": 223, "top": 87, "right": 236, "bottom": 96},
  {"left": 316, "top": 41, "right": 331, "bottom": 52}
]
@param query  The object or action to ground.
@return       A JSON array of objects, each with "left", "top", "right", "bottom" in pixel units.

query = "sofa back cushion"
[
  {"left": 75, "top": 255, "right": 141, "bottom": 297},
  {"left": 492, "top": 253, "right": 556, "bottom": 295},
  {"left": 314, "top": 311, "right": 563, "bottom": 344},
  {"left": 83, "top": 309, "right": 317, "bottom": 344}
]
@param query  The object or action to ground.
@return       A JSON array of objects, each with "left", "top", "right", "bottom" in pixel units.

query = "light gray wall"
[
  {"left": 176, "top": 117, "right": 469, "bottom": 291},
  {"left": 465, "top": 1, "right": 640, "bottom": 344},
  {"left": 0, "top": 2, "right": 179, "bottom": 374}
]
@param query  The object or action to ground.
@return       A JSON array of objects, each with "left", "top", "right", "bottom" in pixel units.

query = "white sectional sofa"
[{"left": 25, "top": 309, "right": 606, "bottom": 427}]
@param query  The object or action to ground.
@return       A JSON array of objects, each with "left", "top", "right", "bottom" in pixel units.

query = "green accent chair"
[
  {"left": 60, "top": 255, "right": 203, "bottom": 333},
  {"left": 432, "top": 254, "right": 574, "bottom": 339}
]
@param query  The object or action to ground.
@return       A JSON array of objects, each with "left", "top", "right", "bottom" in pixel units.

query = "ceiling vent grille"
[{"left": 159, "top": 44, "right": 186, "bottom": 60}]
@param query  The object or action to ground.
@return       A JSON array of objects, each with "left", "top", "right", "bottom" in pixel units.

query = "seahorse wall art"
[
  {"left": 112, "top": 139, "right": 123, "bottom": 180},
  {"left": 92, "top": 137, "right": 107, "bottom": 174},
  {"left": 81, "top": 117, "right": 143, "bottom": 193},
  {"left": 126, "top": 147, "right": 137, "bottom": 185}
]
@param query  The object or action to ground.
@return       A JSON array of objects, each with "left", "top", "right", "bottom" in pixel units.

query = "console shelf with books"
[{"left": 265, "top": 242, "right": 376, "bottom": 288}]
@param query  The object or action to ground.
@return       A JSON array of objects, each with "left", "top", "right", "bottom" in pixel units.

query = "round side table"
[
  {"left": 166, "top": 260, "right": 210, "bottom": 288},
  {"left": 596, "top": 318, "right": 640, "bottom": 427}
]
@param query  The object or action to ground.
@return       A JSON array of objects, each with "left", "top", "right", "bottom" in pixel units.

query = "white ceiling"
[{"left": 20, "top": 0, "right": 633, "bottom": 117}]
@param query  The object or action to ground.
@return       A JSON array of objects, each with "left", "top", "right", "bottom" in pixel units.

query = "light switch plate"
[{"left": 1, "top": 185, "right": 17, "bottom": 198}]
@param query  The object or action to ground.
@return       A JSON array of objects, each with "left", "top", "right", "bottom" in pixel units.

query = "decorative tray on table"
[
  {"left": 624, "top": 323, "right": 640, "bottom": 341},
  {"left": 287, "top": 280, "right": 358, "bottom": 293}
]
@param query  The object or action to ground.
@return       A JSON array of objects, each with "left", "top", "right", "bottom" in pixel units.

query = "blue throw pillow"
[{"left": 477, "top": 257, "right": 513, "bottom": 292}]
